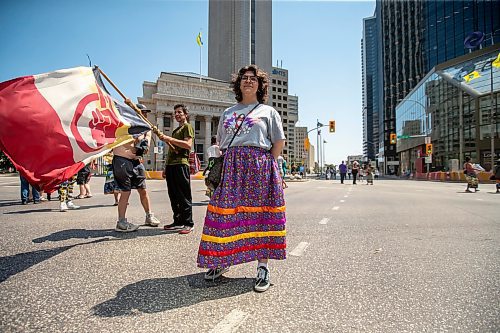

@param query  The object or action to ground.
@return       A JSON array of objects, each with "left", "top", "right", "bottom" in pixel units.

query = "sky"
[{"left": 0, "top": 0, "right": 375, "bottom": 165}]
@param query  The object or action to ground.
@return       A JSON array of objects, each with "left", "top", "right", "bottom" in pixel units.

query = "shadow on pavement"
[
  {"left": 32, "top": 228, "right": 167, "bottom": 243},
  {"left": 93, "top": 273, "right": 254, "bottom": 316},
  {"left": 0, "top": 238, "right": 109, "bottom": 283},
  {"left": 3, "top": 204, "right": 110, "bottom": 214},
  {"left": 0, "top": 200, "right": 25, "bottom": 208}
]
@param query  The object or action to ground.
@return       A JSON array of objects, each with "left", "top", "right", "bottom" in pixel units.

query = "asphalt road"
[{"left": 0, "top": 175, "right": 498, "bottom": 332}]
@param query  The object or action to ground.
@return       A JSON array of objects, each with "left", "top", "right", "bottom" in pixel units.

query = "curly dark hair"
[{"left": 231, "top": 65, "right": 269, "bottom": 104}]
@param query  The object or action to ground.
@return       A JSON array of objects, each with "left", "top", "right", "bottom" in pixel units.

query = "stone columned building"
[{"left": 138, "top": 72, "right": 234, "bottom": 170}]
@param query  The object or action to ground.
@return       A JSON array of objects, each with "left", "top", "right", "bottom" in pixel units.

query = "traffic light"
[
  {"left": 304, "top": 137, "right": 310, "bottom": 150},
  {"left": 329, "top": 120, "right": 336, "bottom": 133},
  {"left": 390, "top": 133, "right": 397, "bottom": 144},
  {"left": 426, "top": 143, "right": 433, "bottom": 155}
]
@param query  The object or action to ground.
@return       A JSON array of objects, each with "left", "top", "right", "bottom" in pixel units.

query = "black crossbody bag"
[{"left": 205, "top": 103, "right": 260, "bottom": 190}]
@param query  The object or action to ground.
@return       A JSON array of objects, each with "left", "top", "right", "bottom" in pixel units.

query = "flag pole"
[
  {"left": 199, "top": 43, "right": 202, "bottom": 82},
  {"left": 97, "top": 67, "right": 176, "bottom": 151}
]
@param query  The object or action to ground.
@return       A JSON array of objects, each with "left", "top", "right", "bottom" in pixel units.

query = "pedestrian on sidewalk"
[
  {"left": 339, "top": 161, "right": 347, "bottom": 184},
  {"left": 158, "top": 104, "right": 195, "bottom": 235},
  {"left": 112, "top": 103, "right": 160, "bottom": 232},
  {"left": 197, "top": 65, "right": 287, "bottom": 293}
]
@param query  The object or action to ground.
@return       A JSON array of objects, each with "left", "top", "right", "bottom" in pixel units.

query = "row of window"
[
  {"left": 273, "top": 102, "right": 288, "bottom": 109},
  {"left": 272, "top": 94, "right": 288, "bottom": 101},
  {"left": 272, "top": 79, "right": 287, "bottom": 86},
  {"left": 272, "top": 87, "right": 288, "bottom": 94}
]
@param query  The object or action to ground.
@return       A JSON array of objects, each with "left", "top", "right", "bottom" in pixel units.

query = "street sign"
[
  {"left": 425, "top": 137, "right": 431, "bottom": 144},
  {"left": 154, "top": 146, "right": 163, "bottom": 154},
  {"left": 425, "top": 155, "right": 432, "bottom": 164}
]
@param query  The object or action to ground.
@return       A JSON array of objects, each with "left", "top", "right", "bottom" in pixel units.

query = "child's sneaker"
[
  {"left": 204, "top": 267, "right": 229, "bottom": 281},
  {"left": 60, "top": 202, "right": 68, "bottom": 212},
  {"left": 67, "top": 201, "right": 80, "bottom": 209}
]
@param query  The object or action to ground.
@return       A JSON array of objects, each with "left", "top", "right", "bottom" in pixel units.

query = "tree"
[{"left": 0, "top": 150, "right": 14, "bottom": 172}]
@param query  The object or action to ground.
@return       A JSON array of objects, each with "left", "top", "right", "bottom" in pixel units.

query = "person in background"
[
  {"left": 76, "top": 162, "right": 93, "bottom": 199},
  {"left": 493, "top": 159, "right": 500, "bottom": 194},
  {"left": 463, "top": 156, "right": 480, "bottom": 193},
  {"left": 196, "top": 64, "right": 286, "bottom": 293},
  {"left": 203, "top": 136, "right": 222, "bottom": 197},
  {"left": 339, "top": 161, "right": 347, "bottom": 184},
  {"left": 103, "top": 151, "right": 120, "bottom": 206},
  {"left": 112, "top": 103, "right": 160, "bottom": 232},
  {"left": 352, "top": 160, "right": 360, "bottom": 184},
  {"left": 20, "top": 175, "right": 40, "bottom": 204},
  {"left": 58, "top": 175, "right": 80, "bottom": 212},
  {"left": 159, "top": 104, "right": 195, "bottom": 235}
]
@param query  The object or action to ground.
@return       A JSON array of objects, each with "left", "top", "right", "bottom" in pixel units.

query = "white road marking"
[
  {"left": 289, "top": 242, "right": 309, "bottom": 257},
  {"left": 319, "top": 218, "right": 329, "bottom": 225},
  {"left": 343, "top": 195, "right": 348, "bottom": 198},
  {"left": 476, "top": 198, "right": 483, "bottom": 201},
  {"left": 340, "top": 200, "right": 345, "bottom": 203},
  {"left": 332, "top": 206, "right": 340, "bottom": 211},
  {"left": 210, "top": 309, "right": 249, "bottom": 333}
]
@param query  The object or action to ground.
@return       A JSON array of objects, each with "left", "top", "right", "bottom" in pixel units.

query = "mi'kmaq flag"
[{"left": 0, "top": 67, "right": 150, "bottom": 191}]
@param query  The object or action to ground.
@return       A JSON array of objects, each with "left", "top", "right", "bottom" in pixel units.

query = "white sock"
[{"left": 258, "top": 262, "right": 268, "bottom": 269}]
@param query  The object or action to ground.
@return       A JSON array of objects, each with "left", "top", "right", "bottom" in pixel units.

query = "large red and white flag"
[{"left": 0, "top": 67, "right": 150, "bottom": 191}]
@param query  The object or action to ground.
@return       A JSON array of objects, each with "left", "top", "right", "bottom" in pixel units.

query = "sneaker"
[
  {"left": 67, "top": 201, "right": 80, "bottom": 209},
  {"left": 60, "top": 202, "right": 68, "bottom": 212},
  {"left": 254, "top": 266, "right": 270, "bottom": 292},
  {"left": 163, "top": 223, "right": 184, "bottom": 231},
  {"left": 179, "top": 225, "right": 194, "bottom": 234},
  {"left": 115, "top": 219, "right": 139, "bottom": 233},
  {"left": 204, "top": 267, "right": 229, "bottom": 281},
  {"left": 145, "top": 213, "right": 160, "bottom": 227}
]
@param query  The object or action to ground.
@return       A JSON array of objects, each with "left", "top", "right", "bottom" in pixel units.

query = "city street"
[{"left": 0, "top": 175, "right": 498, "bottom": 332}]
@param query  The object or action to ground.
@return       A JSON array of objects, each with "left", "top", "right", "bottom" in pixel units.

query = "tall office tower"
[
  {"left": 374, "top": 0, "right": 499, "bottom": 174},
  {"left": 288, "top": 95, "right": 299, "bottom": 162},
  {"left": 294, "top": 126, "right": 309, "bottom": 169},
  {"left": 362, "top": 15, "right": 380, "bottom": 162},
  {"left": 208, "top": 0, "right": 272, "bottom": 82},
  {"left": 270, "top": 66, "right": 297, "bottom": 162}
]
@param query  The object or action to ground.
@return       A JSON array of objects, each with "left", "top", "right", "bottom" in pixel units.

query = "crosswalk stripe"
[
  {"left": 289, "top": 242, "right": 309, "bottom": 257},
  {"left": 319, "top": 218, "right": 329, "bottom": 225},
  {"left": 210, "top": 309, "right": 249, "bottom": 333}
]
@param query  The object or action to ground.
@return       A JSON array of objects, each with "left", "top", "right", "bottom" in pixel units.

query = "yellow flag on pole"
[
  {"left": 463, "top": 71, "right": 480, "bottom": 83},
  {"left": 492, "top": 53, "right": 500, "bottom": 68},
  {"left": 196, "top": 32, "right": 203, "bottom": 47}
]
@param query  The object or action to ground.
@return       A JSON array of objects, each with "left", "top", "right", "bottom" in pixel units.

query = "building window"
[
  {"left": 278, "top": 96, "right": 282, "bottom": 100},
  {"left": 284, "top": 104, "right": 287, "bottom": 108},
  {"left": 283, "top": 96, "right": 287, "bottom": 101},
  {"left": 272, "top": 87, "right": 276, "bottom": 91},
  {"left": 283, "top": 81, "right": 287, "bottom": 86},
  {"left": 283, "top": 89, "right": 287, "bottom": 94},
  {"left": 163, "top": 116, "right": 171, "bottom": 128},
  {"left": 272, "top": 79, "right": 276, "bottom": 84},
  {"left": 278, "top": 88, "right": 282, "bottom": 92},
  {"left": 278, "top": 80, "right": 282, "bottom": 85},
  {"left": 273, "top": 94, "right": 276, "bottom": 99},
  {"left": 278, "top": 103, "right": 282, "bottom": 107},
  {"left": 273, "top": 102, "right": 276, "bottom": 106},
  {"left": 195, "top": 120, "right": 201, "bottom": 131}
]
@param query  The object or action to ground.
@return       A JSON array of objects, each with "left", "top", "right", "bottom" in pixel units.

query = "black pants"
[
  {"left": 165, "top": 164, "right": 193, "bottom": 227},
  {"left": 340, "top": 172, "right": 346, "bottom": 184},
  {"left": 352, "top": 171, "right": 358, "bottom": 184}
]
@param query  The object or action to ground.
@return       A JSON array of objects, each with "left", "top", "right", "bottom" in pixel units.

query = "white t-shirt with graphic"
[{"left": 216, "top": 103, "right": 286, "bottom": 150}]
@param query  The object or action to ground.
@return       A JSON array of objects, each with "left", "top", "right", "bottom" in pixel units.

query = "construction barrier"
[{"left": 145, "top": 170, "right": 205, "bottom": 180}]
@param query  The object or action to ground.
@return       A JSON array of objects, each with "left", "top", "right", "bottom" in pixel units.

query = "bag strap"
[{"left": 226, "top": 103, "right": 260, "bottom": 149}]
